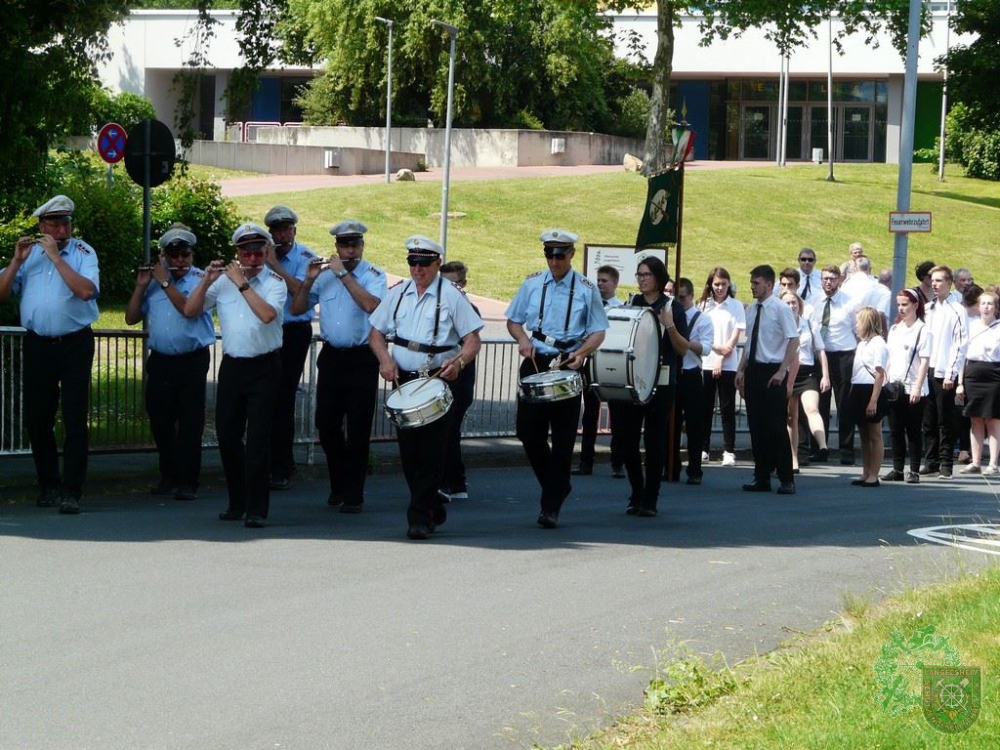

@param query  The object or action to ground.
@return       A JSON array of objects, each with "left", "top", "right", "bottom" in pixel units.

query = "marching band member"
[
  {"left": 369, "top": 236, "right": 482, "bottom": 540},
  {"left": 0, "top": 195, "right": 98, "bottom": 514},
  {"left": 291, "top": 220, "right": 386, "bottom": 513},
  {"left": 505, "top": 229, "right": 608, "bottom": 529},
  {"left": 125, "top": 224, "right": 215, "bottom": 501},
  {"left": 184, "top": 223, "right": 286, "bottom": 528}
]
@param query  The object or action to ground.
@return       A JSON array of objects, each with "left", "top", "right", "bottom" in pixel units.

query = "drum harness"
[
  {"left": 390, "top": 277, "right": 454, "bottom": 378},
  {"left": 531, "top": 272, "right": 580, "bottom": 353}
]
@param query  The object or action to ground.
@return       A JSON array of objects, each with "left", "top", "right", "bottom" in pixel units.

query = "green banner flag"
[{"left": 635, "top": 168, "right": 681, "bottom": 248}]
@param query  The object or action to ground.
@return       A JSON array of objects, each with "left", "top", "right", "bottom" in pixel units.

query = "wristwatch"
[
  {"left": 335, "top": 269, "right": 348, "bottom": 279},
  {"left": 159, "top": 279, "right": 170, "bottom": 290},
  {"left": 238, "top": 282, "right": 251, "bottom": 293}
]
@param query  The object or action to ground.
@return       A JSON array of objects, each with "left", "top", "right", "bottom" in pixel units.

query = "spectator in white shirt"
[{"left": 797, "top": 248, "right": 822, "bottom": 305}]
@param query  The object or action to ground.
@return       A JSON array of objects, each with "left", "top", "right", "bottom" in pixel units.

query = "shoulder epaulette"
[
  {"left": 447, "top": 280, "right": 469, "bottom": 297},
  {"left": 526, "top": 270, "right": 545, "bottom": 280},
  {"left": 75, "top": 241, "right": 92, "bottom": 255},
  {"left": 300, "top": 248, "right": 318, "bottom": 260},
  {"left": 369, "top": 265, "right": 383, "bottom": 276},
  {"left": 388, "top": 278, "right": 405, "bottom": 290},
  {"left": 269, "top": 271, "right": 283, "bottom": 282},
  {"left": 579, "top": 275, "right": 596, "bottom": 290}
]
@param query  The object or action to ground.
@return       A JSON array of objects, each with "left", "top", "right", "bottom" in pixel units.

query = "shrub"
[
  {"left": 611, "top": 88, "right": 651, "bottom": 140},
  {"left": 90, "top": 89, "right": 157, "bottom": 133},
  {"left": 510, "top": 109, "right": 545, "bottom": 131},
  {"left": 944, "top": 102, "right": 1000, "bottom": 181},
  {"left": 151, "top": 175, "right": 245, "bottom": 266}
]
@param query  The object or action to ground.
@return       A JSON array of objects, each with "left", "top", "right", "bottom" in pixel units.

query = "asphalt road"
[{"left": 3, "top": 459, "right": 998, "bottom": 750}]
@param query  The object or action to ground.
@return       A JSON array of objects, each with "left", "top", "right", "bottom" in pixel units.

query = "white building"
[{"left": 99, "top": 6, "right": 971, "bottom": 163}]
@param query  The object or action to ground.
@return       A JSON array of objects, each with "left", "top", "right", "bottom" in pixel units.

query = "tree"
[
  {"left": 940, "top": 0, "right": 1000, "bottom": 131},
  {"left": 640, "top": 1, "right": 919, "bottom": 174},
  {"left": 286, "top": 0, "right": 632, "bottom": 131},
  {"left": 0, "top": 1, "right": 133, "bottom": 216}
]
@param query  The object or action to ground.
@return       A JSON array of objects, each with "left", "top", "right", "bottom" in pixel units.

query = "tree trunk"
[{"left": 642, "top": 2, "right": 675, "bottom": 175}]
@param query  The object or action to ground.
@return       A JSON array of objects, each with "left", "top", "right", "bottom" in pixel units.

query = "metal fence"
[{"left": 1, "top": 326, "right": 751, "bottom": 458}]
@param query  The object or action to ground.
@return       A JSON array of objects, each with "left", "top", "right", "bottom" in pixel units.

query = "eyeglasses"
[
  {"left": 407, "top": 256, "right": 437, "bottom": 268},
  {"left": 543, "top": 249, "right": 569, "bottom": 259},
  {"left": 821, "top": 276, "right": 839, "bottom": 283},
  {"left": 799, "top": 257, "right": 815, "bottom": 263},
  {"left": 635, "top": 272, "right": 653, "bottom": 279},
  {"left": 41, "top": 216, "right": 72, "bottom": 227}
]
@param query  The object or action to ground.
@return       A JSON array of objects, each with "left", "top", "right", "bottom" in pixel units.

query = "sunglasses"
[
  {"left": 336, "top": 237, "right": 364, "bottom": 247},
  {"left": 407, "top": 256, "right": 437, "bottom": 267},
  {"left": 799, "top": 257, "right": 815, "bottom": 263},
  {"left": 543, "top": 249, "right": 570, "bottom": 259},
  {"left": 165, "top": 248, "right": 193, "bottom": 257}
]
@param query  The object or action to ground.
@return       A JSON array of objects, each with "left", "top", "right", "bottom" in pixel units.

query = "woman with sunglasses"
[{"left": 126, "top": 223, "right": 215, "bottom": 502}]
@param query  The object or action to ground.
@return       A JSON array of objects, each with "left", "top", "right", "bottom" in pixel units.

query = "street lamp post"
[
  {"left": 938, "top": 0, "right": 952, "bottom": 182},
  {"left": 375, "top": 16, "right": 393, "bottom": 185},
  {"left": 827, "top": 13, "right": 835, "bottom": 181},
  {"left": 430, "top": 19, "right": 457, "bottom": 260}
]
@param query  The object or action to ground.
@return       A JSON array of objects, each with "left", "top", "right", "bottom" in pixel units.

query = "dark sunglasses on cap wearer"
[
  {"left": 407, "top": 255, "right": 437, "bottom": 268},
  {"left": 336, "top": 237, "right": 364, "bottom": 247},
  {"left": 164, "top": 245, "right": 193, "bottom": 257},
  {"left": 543, "top": 248, "right": 570, "bottom": 259}
]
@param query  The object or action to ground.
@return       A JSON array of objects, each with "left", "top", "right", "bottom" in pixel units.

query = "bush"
[
  {"left": 943, "top": 102, "right": 1000, "bottom": 181},
  {"left": 510, "top": 109, "right": 545, "bottom": 131},
  {"left": 611, "top": 88, "right": 651, "bottom": 140},
  {"left": 90, "top": 89, "right": 158, "bottom": 134},
  {"left": 151, "top": 175, "right": 245, "bottom": 266}
]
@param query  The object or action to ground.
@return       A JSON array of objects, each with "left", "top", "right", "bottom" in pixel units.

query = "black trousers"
[
  {"left": 745, "top": 363, "right": 793, "bottom": 485},
  {"left": 578, "top": 386, "right": 621, "bottom": 467},
  {"left": 442, "top": 366, "right": 475, "bottom": 492},
  {"left": 270, "top": 321, "right": 313, "bottom": 480},
  {"left": 702, "top": 370, "right": 737, "bottom": 453},
  {"left": 395, "top": 372, "right": 453, "bottom": 528},
  {"left": 516, "top": 357, "right": 580, "bottom": 514},
  {"left": 609, "top": 383, "right": 673, "bottom": 510},
  {"left": 677, "top": 368, "right": 705, "bottom": 479},
  {"left": 888, "top": 395, "right": 926, "bottom": 473},
  {"left": 145, "top": 347, "right": 210, "bottom": 489},
  {"left": 819, "top": 349, "right": 856, "bottom": 453},
  {"left": 217, "top": 351, "right": 281, "bottom": 518},
  {"left": 923, "top": 373, "right": 957, "bottom": 470},
  {"left": 22, "top": 328, "right": 95, "bottom": 499},
  {"left": 316, "top": 344, "right": 379, "bottom": 505}
]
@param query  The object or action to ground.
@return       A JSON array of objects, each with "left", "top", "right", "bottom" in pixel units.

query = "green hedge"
[{"left": 0, "top": 151, "right": 244, "bottom": 325}]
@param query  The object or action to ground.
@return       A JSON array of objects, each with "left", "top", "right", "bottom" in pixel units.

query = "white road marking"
[{"left": 908, "top": 524, "right": 1000, "bottom": 556}]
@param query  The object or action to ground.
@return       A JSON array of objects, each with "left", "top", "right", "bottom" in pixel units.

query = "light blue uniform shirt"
[
  {"left": 142, "top": 268, "right": 216, "bottom": 355},
  {"left": 7, "top": 239, "right": 100, "bottom": 336},
  {"left": 305, "top": 259, "right": 387, "bottom": 347},
  {"left": 369, "top": 276, "right": 483, "bottom": 372},
  {"left": 204, "top": 270, "right": 287, "bottom": 358},
  {"left": 505, "top": 269, "right": 609, "bottom": 356},
  {"left": 277, "top": 241, "right": 318, "bottom": 324}
]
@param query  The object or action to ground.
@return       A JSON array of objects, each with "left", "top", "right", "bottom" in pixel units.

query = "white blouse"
[
  {"left": 886, "top": 320, "right": 931, "bottom": 396},
  {"left": 851, "top": 336, "right": 888, "bottom": 385},
  {"left": 700, "top": 296, "right": 746, "bottom": 372},
  {"left": 966, "top": 319, "right": 1000, "bottom": 363},
  {"left": 797, "top": 316, "right": 825, "bottom": 367}
]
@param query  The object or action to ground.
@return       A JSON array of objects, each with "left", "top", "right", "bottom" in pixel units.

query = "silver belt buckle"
[
  {"left": 544, "top": 335, "right": 556, "bottom": 346},
  {"left": 406, "top": 340, "right": 422, "bottom": 352}
]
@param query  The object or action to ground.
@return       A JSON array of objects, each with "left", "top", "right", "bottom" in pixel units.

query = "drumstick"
[{"left": 409, "top": 370, "right": 444, "bottom": 394}]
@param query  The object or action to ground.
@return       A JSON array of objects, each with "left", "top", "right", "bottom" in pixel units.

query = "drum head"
[
  {"left": 630, "top": 308, "right": 660, "bottom": 402},
  {"left": 386, "top": 377, "right": 446, "bottom": 409}
]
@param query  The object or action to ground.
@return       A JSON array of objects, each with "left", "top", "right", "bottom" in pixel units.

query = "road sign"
[
  {"left": 97, "top": 123, "right": 127, "bottom": 164},
  {"left": 889, "top": 211, "right": 932, "bottom": 233},
  {"left": 124, "top": 119, "right": 176, "bottom": 188}
]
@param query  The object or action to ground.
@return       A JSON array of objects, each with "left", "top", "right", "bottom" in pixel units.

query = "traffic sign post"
[
  {"left": 97, "top": 123, "right": 127, "bottom": 164},
  {"left": 124, "top": 119, "right": 176, "bottom": 265},
  {"left": 889, "top": 211, "right": 932, "bottom": 233}
]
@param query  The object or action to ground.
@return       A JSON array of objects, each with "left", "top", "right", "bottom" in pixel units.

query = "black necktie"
[
  {"left": 821, "top": 297, "right": 831, "bottom": 341},
  {"left": 748, "top": 302, "right": 762, "bottom": 364},
  {"left": 803, "top": 275, "right": 811, "bottom": 299}
]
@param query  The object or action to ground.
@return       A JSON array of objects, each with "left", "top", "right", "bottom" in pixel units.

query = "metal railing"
[{"left": 1, "top": 327, "right": 752, "bottom": 458}]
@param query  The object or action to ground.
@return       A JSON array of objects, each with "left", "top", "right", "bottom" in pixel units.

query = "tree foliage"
[
  {"left": 941, "top": 0, "right": 1000, "bottom": 132},
  {"left": 288, "top": 0, "right": 634, "bottom": 131}
]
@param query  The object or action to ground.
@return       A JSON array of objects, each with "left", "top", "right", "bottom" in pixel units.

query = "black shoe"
[
  {"left": 809, "top": 448, "right": 829, "bottom": 463},
  {"left": 571, "top": 463, "right": 593, "bottom": 476},
  {"left": 36, "top": 489, "right": 60, "bottom": 508},
  {"left": 327, "top": 493, "right": 343, "bottom": 507},
  {"left": 880, "top": 470, "right": 904, "bottom": 482},
  {"left": 219, "top": 509, "right": 243, "bottom": 521},
  {"left": 918, "top": 464, "right": 940, "bottom": 476},
  {"left": 938, "top": 468, "right": 953, "bottom": 480},
  {"left": 269, "top": 477, "right": 290, "bottom": 491},
  {"left": 244, "top": 516, "right": 266, "bottom": 528},
  {"left": 175, "top": 486, "right": 197, "bottom": 501},
  {"left": 686, "top": 476, "right": 702, "bottom": 485},
  {"left": 150, "top": 480, "right": 176, "bottom": 496},
  {"left": 340, "top": 502, "right": 364, "bottom": 514},
  {"left": 58, "top": 498, "right": 81, "bottom": 514},
  {"left": 537, "top": 510, "right": 559, "bottom": 529},
  {"left": 406, "top": 524, "right": 431, "bottom": 540},
  {"left": 437, "top": 488, "right": 452, "bottom": 503},
  {"left": 905, "top": 471, "right": 920, "bottom": 484},
  {"left": 637, "top": 507, "right": 658, "bottom": 517},
  {"left": 839, "top": 454, "right": 855, "bottom": 466},
  {"left": 432, "top": 506, "right": 447, "bottom": 528},
  {"left": 859, "top": 480, "right": 880, "bottom": 488},
  {"left": 793, "top": 468, "right": 801, "bottom": 475},
  {"left": 625, "top": 496, "right": 640, "bottom": 515},
  {"left": 611, "top": 464, "right": 626, "bottom": 478},
  {"left": 776, "top": 482, "right": 796, "bottom": 495},
  {"left": 742, "top": 481, "right": 772, "bottom": 492},
  {"left": 850, "top": 478, "right": 867, "bottom": 486}
]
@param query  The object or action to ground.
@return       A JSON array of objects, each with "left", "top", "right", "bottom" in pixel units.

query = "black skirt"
[
  {"left": 849, "top": 382, "right": 886, "bottom": 424},
  {"left": 792, "top": 364, "right": 819, "bottom": 397},
  {"left": 964, "top": 360, "right": 1000, "bottom": 419}
]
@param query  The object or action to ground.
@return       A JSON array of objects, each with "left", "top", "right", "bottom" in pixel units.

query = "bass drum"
[{"left": 588, "top": 306, "right": 660, "bottom": 404}]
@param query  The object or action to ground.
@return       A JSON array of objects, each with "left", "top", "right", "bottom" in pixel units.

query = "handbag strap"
[{"left": 901, "top": 327, "right": 922, "bottom": 380}]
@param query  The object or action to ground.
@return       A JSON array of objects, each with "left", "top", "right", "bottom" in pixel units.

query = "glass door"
[
  {"left": 842, "top": 106, "right": 873, "bottom": 161},
  {"left": 741, "top": 105, "right": 772, "bottom": 160},
  {"left": 784, "top": 106, "right": 804, "bottom": 160},
  {"left": 809, "top": 106, "right": 835, "bottom": 163}
]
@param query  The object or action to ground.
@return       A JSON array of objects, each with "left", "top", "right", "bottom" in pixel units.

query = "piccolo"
[{"left": 309, "top": 258, "right": 331, "bottom": 268}]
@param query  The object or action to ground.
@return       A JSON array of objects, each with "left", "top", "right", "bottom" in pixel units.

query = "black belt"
[
  {"left": 392, "top": 336, "right": 452, "bottom": 354},
  {"left": 531, "top": 331, "right": 580, "bottom": 351},
  {"left": 150, "top": 346, "right": 210, "bottom": 359},
  {"left": 222, "top": 349, "right": 281, "bottom": 362},
  {"left": 283, "top": 320, "right": 313, "bottom": 328},
  {"left": 26, "top": 326, "right": 92, "bottom": 343}
]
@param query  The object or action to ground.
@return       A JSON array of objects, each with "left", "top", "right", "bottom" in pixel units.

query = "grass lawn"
[
  {"left": 226, "top": 163, "right": 1000, "bottom": 305},
  {"left": 560, "top": 565, "right": 999, "bottom": 749}
]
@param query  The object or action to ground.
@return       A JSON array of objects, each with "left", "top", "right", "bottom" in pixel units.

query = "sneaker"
[
  {"left": 880, "top": 469, "right": 904, "bottom": 481},
  {"left": 959, "top": 464, "right": 981, "bottom": 475},
  {"left": 938, "top": 468, "right": 953, "bottom": 480},
  {"left": 918, "top": 464, "right": 940, "bottom": 476},
  {"left": 701, "top": 451, "right": 710, "bottom": 462},
  {"left": 721, "top": 451, "right": 736, "bottom": 467},
  {"left": 904, "top": 471, "right": 920, "bottom": 484},
  {"left": 437, "top": 488, "right": 452, "bottom": 503},
  {"left": 983, "top": 465, "right": 999, "bottom": 476},
  {"left": 449, "top": 487, "right": 469, "bottom": 501},
  {"left": 36, "top": 489, "right": 60, "bottom": 508},
  {"left": 58, "top": 498, "right": 81, "bottom": 515}
]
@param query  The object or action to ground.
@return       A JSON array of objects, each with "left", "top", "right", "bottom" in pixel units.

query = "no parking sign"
[{"left": 97, "top": 123, "right": 127, "bottom": 164}]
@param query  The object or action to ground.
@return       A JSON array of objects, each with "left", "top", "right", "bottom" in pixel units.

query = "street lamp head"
[
  {"left": 430, "top": 19, "right": 458, "bottom": 35},
  {"left": 374, "top": 16, "right": 392, "bottom": 27}
]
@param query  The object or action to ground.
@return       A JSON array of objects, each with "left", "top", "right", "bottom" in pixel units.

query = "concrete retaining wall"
[{"left": 186, "top": 140, "right": 422, "bottom": 175}]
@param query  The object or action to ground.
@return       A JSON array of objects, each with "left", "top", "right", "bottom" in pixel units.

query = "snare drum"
[
  {"left": 588, "top": 306, "right": 660, "bottom": 404},
  {"left": 519, "top": 369, "right": 583, "bottom": 403},
  {"left": 384, "top": 377, "right": 453, "bottom": 429}
]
